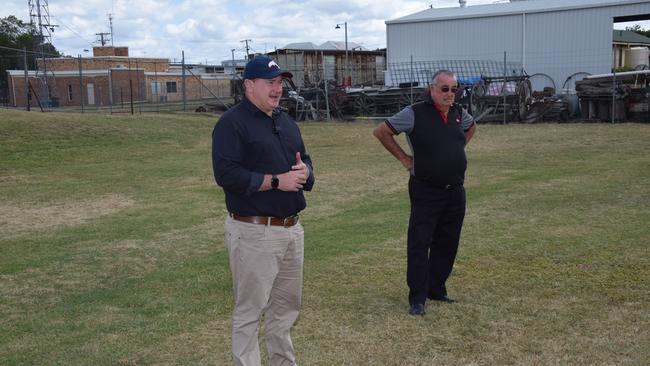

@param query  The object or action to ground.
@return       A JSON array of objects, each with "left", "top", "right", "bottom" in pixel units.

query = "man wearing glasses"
[{"left": 373, "top": 69, "right": 476, "bottom": 316}]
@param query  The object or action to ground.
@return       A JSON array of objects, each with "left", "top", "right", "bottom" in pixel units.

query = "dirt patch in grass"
[
  {"left": 0, "top": 194, "right": 135, "bottom": 238},
  {"left": 0, "top": 175, "right": 29, "bottom": 184}
]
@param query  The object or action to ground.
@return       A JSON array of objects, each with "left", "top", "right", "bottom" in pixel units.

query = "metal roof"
[
  {"left": 282, "top": 42, "right": 319, "bottom": 50},
  {"left": 279, "top": 41, "right": 366, "bottom": 51},
  {"left": 387, "top": 0, "right": 650, "bottom": 24},
  {"left": 613, "top": 29, "right": 650, "bottom": 44}
]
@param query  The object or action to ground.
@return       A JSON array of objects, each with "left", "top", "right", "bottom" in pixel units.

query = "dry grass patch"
[
  {"left": 0, "top": 218, "right": 225, "bottom": 317},
  {"left": 0, "top": 194, "right": 135, "bottom": 238}
]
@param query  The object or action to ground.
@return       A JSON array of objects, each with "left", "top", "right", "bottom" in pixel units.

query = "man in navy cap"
[{"left": 212, "top": 55, "right": 315, "bottom": 366}]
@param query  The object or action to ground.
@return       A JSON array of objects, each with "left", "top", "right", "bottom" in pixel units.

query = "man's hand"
[
  {"left": 401, "top": 155, "right": 413, "bottom": 171},
  {"left": 373, "top": 121, "right": 412, "bottom": 173},
  {"left": 278, "top": 152, "right": 309, "bottom": 192}
]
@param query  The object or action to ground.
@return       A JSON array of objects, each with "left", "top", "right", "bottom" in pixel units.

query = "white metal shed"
[{"left": 385, "top": 0, "right": 650, "bottom": 91}]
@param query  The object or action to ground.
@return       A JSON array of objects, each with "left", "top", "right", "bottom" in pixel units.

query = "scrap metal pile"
[
  {"left": 575, "top": 69, "right": 650, "bottom": 122},
  {"left": 224, "top": 75, "right": 569, "bottom": 122},
  {"left": 280, "top": 75, "right": 575, "bottom": 123}
]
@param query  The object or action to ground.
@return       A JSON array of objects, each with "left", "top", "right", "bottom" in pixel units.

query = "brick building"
[{"left": 6, "top": 46, "right": 231, "bottom": 108}]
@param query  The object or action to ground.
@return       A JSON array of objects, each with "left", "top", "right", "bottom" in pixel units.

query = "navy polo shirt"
[{"left": 212, "top": 96, "right": 315, "bottom": 218}]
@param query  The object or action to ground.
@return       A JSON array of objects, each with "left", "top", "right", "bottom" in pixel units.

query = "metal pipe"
[{"left": 585, "top": 69, "right": 650, "bottom": 79}]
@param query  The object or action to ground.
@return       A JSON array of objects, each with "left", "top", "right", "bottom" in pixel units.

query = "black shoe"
[
  {"left": 409, "top": 303, "right": 426, "bottom": 316},
  {"left": 428, "top": 293, "right": 456, "bottom": 303}
]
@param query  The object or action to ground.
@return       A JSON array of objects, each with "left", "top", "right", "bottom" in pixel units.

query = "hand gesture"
[{"left": 278, "top": 152, "right": 309, "bottom": 192}]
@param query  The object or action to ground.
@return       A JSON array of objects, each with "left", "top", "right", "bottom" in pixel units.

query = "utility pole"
[
  {"left": 335, "top": 22, "right": 348, "bottom": 86},
  {"left": 241, "top": 39, "right": 252, "bottom": 59},
  {"left": 95, "top": 32, "right": 111, "bottom": 46}
]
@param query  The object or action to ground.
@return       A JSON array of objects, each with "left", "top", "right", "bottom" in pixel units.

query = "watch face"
[{"left": 272, "top": 175, "right": 279, "bottom": 189}]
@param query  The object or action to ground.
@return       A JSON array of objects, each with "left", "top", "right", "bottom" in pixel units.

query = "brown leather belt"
[{"left": 230, "top": 213, "right": 299, "bottom": 227}]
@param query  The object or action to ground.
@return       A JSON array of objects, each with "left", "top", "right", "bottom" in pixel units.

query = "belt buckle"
[
  {"left": 283, "top": 215, "right": 298, "bottom": 227},
  {"left": 445, "top": 184, "right": 452, "bottom": 190}
]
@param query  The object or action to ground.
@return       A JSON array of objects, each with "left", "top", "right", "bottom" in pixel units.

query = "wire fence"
[
  {"left": 1, "top": 46, "right": 648, "bottom": 122},
  {"left": 1, "top": 47, "right": 235, "bottom": 113},
  {"left": 388, "top": 59, "right": 525, "bottom": 87}
]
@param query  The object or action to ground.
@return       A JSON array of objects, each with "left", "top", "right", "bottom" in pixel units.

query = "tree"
[
  {"left": 0, "top": 15, "right": 61, "bottom": 88},
  {"left": 625, "top": 24, "right": 650, "bottom": 39}
]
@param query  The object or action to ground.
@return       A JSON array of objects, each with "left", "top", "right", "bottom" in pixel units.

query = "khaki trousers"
[{"left": 225, "top": 216, "right": 304, "bottom": 366}]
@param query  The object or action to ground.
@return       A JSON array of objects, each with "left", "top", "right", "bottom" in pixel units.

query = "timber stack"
[{"left": 576, "top": 70, "right": 649, "bottom": 122}]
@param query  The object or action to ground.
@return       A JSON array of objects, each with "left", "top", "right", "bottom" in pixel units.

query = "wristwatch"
[{"left": 271, "top": 174, "right": 279, "bottom": 190}]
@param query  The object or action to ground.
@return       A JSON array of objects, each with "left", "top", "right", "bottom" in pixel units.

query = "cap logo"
[{"left": 268, "top": 60, "right": 279, "bottom": 69}]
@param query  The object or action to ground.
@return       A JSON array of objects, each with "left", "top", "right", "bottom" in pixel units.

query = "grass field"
[{"left": 1, "top": 109, "right": 649, "bottom": 365}]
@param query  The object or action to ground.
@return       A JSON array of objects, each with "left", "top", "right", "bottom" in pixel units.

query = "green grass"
[{"left": 1, "top": 109, "right": 648, "bottom": 365}]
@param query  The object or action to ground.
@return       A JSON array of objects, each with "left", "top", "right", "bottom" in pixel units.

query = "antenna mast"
[{"left": 108, "top": 13, "right": 115, "bottom": 46}]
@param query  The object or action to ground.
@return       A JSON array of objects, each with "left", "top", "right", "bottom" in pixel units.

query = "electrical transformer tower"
[{"left": 28, "top": 0, "right": 58, "bottom": 108}]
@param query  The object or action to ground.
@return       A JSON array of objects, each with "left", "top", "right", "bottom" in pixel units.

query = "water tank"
[{"left": 625, "top": 47, "right": 650, "bottom": 68}]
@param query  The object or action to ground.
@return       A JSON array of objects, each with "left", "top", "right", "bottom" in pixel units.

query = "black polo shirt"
[{"left": 212, "top": 96, "right": 315, "bottom": 218}]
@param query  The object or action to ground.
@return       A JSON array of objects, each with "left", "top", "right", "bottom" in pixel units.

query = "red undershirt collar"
[{"left": 433, "top": 103, "right": 450, "bottom": 125}]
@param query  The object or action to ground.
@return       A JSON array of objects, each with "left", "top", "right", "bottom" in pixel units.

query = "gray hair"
[{"left": 431, "top": 70, "right": 456, "bottom": 85}]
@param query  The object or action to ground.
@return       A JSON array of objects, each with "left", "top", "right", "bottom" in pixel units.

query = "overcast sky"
[{"left": 2, "top": 0, "right": 647, "bottom": 64}]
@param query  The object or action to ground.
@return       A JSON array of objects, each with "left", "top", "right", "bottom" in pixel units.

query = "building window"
[
  {"left": 166, "top": 81, "right": 177, "bottom": 93},
  {"left": 151, "top": 81, "right": 164, "bottom": 95},
  {"left": 67, "top": 84, "right": 73, "bottom": 102}
]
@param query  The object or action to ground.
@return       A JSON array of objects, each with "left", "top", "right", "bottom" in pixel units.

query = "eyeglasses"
[{"left": 438, "top": 85, "right": 458, "bottom": 93}]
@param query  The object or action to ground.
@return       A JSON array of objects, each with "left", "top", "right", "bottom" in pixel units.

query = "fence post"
[
  {"left": 128, "top": 58, "right": 134, "bottom": 115},
  {"left": 410, "top": 55, "right": 414, "bottom": 104},
  {"left": 503, "top": 51, "right": 507, "bottom": 125},
  {"left": 322, "top": 51, "right": 330, "bottom": 120},
  {"left": 23, "top": 47, "right": 30, "bottom": 111},
  {"left": 136, "top": 58, "right": 142, "bottom": 114},
  {"left": 612, "top": 67, "right": 616, "bottom": 123},
  {"left": 108, "top": 59, "right": 113, "bottom": 114},
  {"left": 78, "top": 54, "right": 84, "bottom": 114},
  {"left": 182, "top": 50, "right": 187, "bottom": 112},
  {"left": 154, "top": 61, "right": 159, "bottom": 113}
]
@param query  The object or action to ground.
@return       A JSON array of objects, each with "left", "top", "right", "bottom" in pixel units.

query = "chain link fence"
[{"left": 3, "top": 46, "right": 646, "bottom": 122}]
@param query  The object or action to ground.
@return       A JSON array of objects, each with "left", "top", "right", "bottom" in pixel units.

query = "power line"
[{"left": 51, "top": 16, "right": 95, "bottom": 46}]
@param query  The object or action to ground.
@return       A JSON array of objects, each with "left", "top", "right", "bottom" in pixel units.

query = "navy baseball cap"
[{"left": 243, "top": 56, "right": 293, "bottom": 80}]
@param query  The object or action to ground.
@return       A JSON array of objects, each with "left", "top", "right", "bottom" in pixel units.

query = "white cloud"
[{"left": 2, "top": 0, "right": 649, "bottom": 63}]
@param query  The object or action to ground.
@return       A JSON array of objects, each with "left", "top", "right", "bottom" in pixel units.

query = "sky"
[{"left": 2, "top": 0, "right": 648, "bottom": 65}]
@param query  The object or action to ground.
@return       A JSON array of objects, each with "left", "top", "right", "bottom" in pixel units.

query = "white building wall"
[
  {"left": 386, "top": 1, "right": 650, "bottom": 91},
  {"left": 387, "top": 15, "right": 522, "bottom": 63}
]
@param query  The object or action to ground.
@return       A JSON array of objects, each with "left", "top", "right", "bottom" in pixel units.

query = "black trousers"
[{"left": 407, "top": 176, "right": 466, "bottom": 305}]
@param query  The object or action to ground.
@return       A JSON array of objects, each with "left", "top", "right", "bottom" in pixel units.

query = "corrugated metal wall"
[
  {"left": 388, "top": 15, "right": 523, "bottom": 63},
  {"left": 386, "top": 2, "right": 650, "bottom": 91}
]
